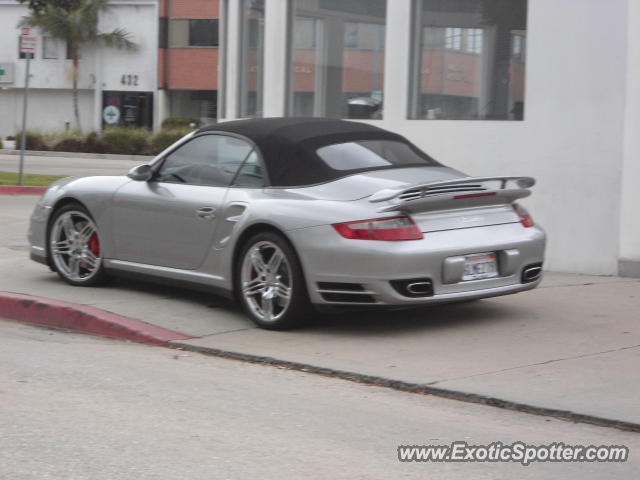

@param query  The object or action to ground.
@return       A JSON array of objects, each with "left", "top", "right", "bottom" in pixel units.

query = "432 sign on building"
[{"left": 120, "top": 74, "right": 139, "bottom": 87}]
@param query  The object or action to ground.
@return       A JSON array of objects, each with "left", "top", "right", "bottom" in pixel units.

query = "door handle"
[{"left": 196, "top": 206, "right": 216, "bottom": 220}]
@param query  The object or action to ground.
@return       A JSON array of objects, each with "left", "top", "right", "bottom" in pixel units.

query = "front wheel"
[
  {"left": 235, "top": 232, "right": 311, "bottom": 330},
  {"left": 48, "top": 203, "right": 109, "bottom": 286}
]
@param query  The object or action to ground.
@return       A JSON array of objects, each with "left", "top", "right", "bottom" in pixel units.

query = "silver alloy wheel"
[
  {"left": 50, "top": 210, "right": 102, "bottom": 282},
  {"left": 240, "top": 240, "right": 293, "bottom": 323}
]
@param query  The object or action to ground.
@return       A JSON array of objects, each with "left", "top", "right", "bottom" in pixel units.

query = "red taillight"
[
  {"left": 332, "top": 216, "right": 423, "bottom": 241},
  {"left": 513, "top": 203, "right": 535, "bottom": 227},
  {"left": 454, "top": 192, "right": 496, "bottom": 200}
]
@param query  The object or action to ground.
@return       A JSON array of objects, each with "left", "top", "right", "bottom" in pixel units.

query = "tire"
[
  {"left": 235, "top": 231, "right": 311, "bottom": 330},
  {"left": 48, "top": 202, "right": 109, "bottom": 287}
]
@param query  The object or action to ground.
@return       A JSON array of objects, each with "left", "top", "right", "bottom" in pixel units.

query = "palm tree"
[{"left": 20, "top": 0, "right": 137, "bottom": 128}]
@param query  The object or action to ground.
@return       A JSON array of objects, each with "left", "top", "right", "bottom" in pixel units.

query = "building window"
[
  {"left": 467, "top": 28, "right": 483, "bottom": 54},
  {"left": 42, "top": 37, "right": 58, "bottom": 59},
  {"left": 169, "top": 90, "right": 218, "bottom": 123},
  {"left": 511, "top": 32, "right": 525, "bottom": 61},
  {"left": 189, "top": 19, "right": 219, "bottom": 47},
  {"left": 288, "top": 0, "right": 386, "bottom": 119},
  {"left": 158, "top": 17, "right": 168, "bottom": 49},
  {"left": 445, "top": 27, "right": 462, "bottom": 50},
  {"left": 239, "top": 0, "right": 264, "bottom": 118},
  {"left": 410, "top": 0, "right": 527, "bottom": 121},
  {"left": 293, "top": 17, "right": 316, "bottom": 49},
  {"left": 168, "top": 19, "right": 219, "bottom": 48}
]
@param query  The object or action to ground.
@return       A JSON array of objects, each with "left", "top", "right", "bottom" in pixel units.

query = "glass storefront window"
[
  {"left": 288, "top": 0, "right": 386, "bottom": 119},
  {"left": 410, "top": 0, "right": 527, "bottom": 120},
  {"left": 239, "top": 0, "right": 264, "bottom": 117}
]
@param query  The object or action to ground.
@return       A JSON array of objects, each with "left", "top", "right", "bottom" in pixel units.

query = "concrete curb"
[
  {"left": 0, "top": 291, "right": 192, "bottom": 345},
  {"left": 170, "top": 340, "right": 640, "bottom": 434},
  {"left": 0, "top": 185, "right": 47, "bottom": 195},
  {"left": 0, "top": 149, "right": 154, "bottom": 162}
]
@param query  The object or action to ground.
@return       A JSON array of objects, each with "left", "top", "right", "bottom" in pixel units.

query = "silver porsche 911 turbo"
[{"left": 28, "top": 118, "right": 545, "bottom": 329}]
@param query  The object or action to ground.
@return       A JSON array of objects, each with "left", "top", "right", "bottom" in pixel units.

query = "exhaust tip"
[
  {"left": 407, "top": 282, "right": 433, "bottom": 295},
  {"left": 521, "top": 263, "right": 543, "bottom": 283},
  {"left": 390, "top": 278, "right": 434, "bottom": 298}
]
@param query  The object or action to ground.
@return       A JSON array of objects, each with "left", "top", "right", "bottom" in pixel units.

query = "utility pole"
[{"left": 18, "top": 26, "right": 36, "bottom": 186}]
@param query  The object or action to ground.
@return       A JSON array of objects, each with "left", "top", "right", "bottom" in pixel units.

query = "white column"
[
  {"left": 152, "top": 0, "right": 161, "bottom": 132},
  {"left": 381, "top": 0, "right": 412, "bottom": 122},
  {"left": 218, "top": 0, "right": 228, "bottom": 121},
  {"left": 263, "top": 0, "right": 290, "bottom": 117},
  {"left": 156, "top": 89, "right": 169, "bottom": 131},
  {"left": 93, "top": 48, "right": 103, "bottom": 132},
  {"left": 619, "top": 0, "right": 640, "bottom": 277},
  {"left": 223, "top": 0, "right": 242, "bottom": 120}
]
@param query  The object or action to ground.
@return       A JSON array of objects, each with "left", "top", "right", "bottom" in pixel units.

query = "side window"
[
  {"left": 232, "top": 150, "right": 266, "bottom": 187},
  {"left": 156, "top": 135, "right": 253, "bottom": 187}
]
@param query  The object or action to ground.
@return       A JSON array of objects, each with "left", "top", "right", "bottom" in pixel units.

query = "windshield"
[{"left": 316, "top": 140, "right": 438, "bottom": 172}]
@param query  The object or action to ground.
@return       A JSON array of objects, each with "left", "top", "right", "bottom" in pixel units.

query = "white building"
[
  {"left": 0, "top": 0, "right": 159, "bottom": 134},
  {"left": 218, "top": 0, "right": 640, "bottom": 278},
  {"left": 0, "top": 0, "right": 639, "bottom": 278}
]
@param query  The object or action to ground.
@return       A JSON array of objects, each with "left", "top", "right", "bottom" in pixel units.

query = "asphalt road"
[
  {"left": 0, "top": 153, "right": 143, "bottom": 176},
  {"left": 2, "top": 319, "right": 638, "bottom": 480}
]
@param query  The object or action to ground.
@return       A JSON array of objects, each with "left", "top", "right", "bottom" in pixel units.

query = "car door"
[{"left": 111, "top": 133, "right": 254, "bottom": 270}]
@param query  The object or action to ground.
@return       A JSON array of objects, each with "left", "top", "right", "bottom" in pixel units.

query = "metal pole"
[{"left": 18, "top": 52, "right": 31, "bottom": 186}]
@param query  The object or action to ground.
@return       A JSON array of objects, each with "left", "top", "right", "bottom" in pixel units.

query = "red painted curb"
[
  {"left": 0, "top": 291, "right": 192, "bottom": 345},
  {"left": 0, "top": 185, "right": 47, "bottom": 195}
]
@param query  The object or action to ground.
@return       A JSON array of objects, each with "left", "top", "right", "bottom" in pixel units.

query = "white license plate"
[{"left": 462, "top": 252, "right": 499, "bottom": 281}]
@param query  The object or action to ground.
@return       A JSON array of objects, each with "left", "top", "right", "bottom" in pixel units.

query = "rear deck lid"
[
  {"left": 288, "top": 166, "right": 465, "bottom": 201},
  {"left": 411, "top": 204, "right": 521, "bottom": 232}
]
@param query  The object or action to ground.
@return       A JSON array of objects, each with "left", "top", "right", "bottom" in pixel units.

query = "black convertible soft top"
[{"left": 197, "top": 118, "right": 437, "bottom": 187}]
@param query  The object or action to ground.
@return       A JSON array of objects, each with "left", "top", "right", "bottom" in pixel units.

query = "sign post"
[{"left": 18, "top": 27, "right": 36, "bottom": 186}]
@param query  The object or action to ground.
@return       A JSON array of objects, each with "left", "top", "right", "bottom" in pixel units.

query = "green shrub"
[
  {"left": 15, "top": 130, "right": 48, "bottom": 151},
  {"left": 45, "top": 129, "right": 83, "bottom": 146},
  {"left": 149, "top": 128, "right": 190, "bottom": 155},
  {"left": 52, "top": 137, "right": 86, "bottom": 152},
  {"left": 161, "top": 117, "right": 201, "bottom": 130},
  {"left": 0, "top": 138, "right": 3, "bottom": 149},
  {"left": 101, "top": 127, "right": 149, "bottom": 155},
  {"left": 83, "top": 131, "right": 108, "bottom": 154},
  {"left": 46, "top": 129, "right": 85, "bottom": 152}
]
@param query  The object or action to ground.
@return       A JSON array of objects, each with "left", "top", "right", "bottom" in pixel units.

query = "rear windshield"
[{"left": 316, "top": 140, "right": 437, "bottom": 172}]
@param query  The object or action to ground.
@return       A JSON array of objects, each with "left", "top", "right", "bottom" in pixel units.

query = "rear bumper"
[{"left": 287, "top": 222, "right": 546, "bottom": 306}]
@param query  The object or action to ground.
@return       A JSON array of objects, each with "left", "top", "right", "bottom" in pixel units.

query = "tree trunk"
[{"left": 72, "top": 48, "right": 80, "bottom": 129}]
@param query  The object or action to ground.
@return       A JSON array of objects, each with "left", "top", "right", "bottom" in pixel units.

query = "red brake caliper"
[{"left": 88, "top": 233, "right": 100, "bottom": 256}]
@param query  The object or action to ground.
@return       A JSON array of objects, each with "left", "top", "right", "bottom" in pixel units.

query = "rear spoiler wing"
[{"left": 369, "top": 176, "right": 535, "bottom": 213}]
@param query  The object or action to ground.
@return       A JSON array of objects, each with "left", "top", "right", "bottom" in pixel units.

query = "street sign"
[
  {"left": 20, "top": 27, "right": 36, "bottom": 55},
  {"left": 0, "top": 63, "right": 14, "bottom": 83}
]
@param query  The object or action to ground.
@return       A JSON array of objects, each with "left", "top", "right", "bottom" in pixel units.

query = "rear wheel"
[
  {"left": 48, "top": 203, "right": 108, "bottom": 286},
  {"left": 236, "top": 231, "right": 310, "bottom": 329}
]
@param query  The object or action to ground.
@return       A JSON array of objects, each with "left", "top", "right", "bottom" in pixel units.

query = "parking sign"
[{"left": 20, "top": 27, "right": 36, "bottom": 55}]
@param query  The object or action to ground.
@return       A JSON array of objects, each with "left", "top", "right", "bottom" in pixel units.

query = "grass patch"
[{"left": 0, "top": 171, "right": 67, "bottom": 186}]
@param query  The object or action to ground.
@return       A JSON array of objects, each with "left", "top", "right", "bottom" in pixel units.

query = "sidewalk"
[
  {"left": 0, "top": 152, "right": 145, "bottom": 177},
  {"left": 2, "top": 195, "right": 639, "bottom": 428}
]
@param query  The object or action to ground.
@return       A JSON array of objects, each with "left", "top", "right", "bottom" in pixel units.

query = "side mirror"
[{"left": 127, "top": 164, "right": 153, "bottom": 181}]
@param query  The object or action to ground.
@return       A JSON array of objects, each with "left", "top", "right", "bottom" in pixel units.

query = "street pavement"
[
  {"left": 2, "top": 319, "right": 638, "bottom": 480},
  {"left": 2, "top": 195, "right": 640, "bottom": 428},
  {"left": 0, "top": 153, "right": 144, "bottom": 176}
]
